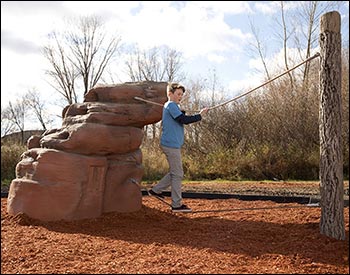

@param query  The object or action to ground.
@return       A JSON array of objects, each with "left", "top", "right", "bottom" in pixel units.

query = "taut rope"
[
  {"left": 134, "top": 52, "right": 320, "bottom": 111},
  {"left": 207, "top": 52, "right": 320, "bottom": 110},
  {"left": 134, "top": 96, "right": 164, "bottom": 107}
]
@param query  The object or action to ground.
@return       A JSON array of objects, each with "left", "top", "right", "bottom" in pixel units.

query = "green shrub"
[{"left": 1, "top": 141, "right": 26, "bottom": 182}]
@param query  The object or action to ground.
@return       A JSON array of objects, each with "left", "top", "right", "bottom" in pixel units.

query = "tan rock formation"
[
  {"left": 7, "top": 81, "right": 167, "bottom": 221},
  {"left": 8, "top": 148, "right": 107, "bottom": 220},
  {"left": 40, "top": 123, "right": 143, "bottom": 155}
]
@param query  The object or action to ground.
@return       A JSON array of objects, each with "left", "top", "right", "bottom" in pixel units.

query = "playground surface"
[{"left": 1, "top": 192, "right": 349, "bottom": 274}]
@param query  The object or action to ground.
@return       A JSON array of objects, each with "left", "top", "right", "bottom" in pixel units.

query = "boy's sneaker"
[
  {"left": 148, "top": 189, "right": 164, "bottom": 199},
  {"left": 171, "top": 204, "right": 192, "bottom": 213}
]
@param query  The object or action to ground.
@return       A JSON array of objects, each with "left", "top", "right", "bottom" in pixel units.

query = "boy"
[{"left": 149, "top": 82, "right": 209, "bottom": 212}]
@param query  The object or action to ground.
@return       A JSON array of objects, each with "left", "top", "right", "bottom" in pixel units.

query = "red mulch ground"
[{"left": 1, "top": 196, "right": 349, "bottom": 274}]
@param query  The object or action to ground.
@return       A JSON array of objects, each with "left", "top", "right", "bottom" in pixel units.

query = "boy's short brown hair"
[{"left": 167, "top": 82, "right": 185, "bottom": 94}]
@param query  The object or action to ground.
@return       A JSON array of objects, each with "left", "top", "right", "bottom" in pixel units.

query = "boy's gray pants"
[{"left": 152, "top": 145, "right": 184, "bottom": 208}]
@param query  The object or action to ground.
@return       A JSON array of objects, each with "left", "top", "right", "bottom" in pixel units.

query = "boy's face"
[{"left": 168, "top": 88, "right": 184, "bottom": 104}]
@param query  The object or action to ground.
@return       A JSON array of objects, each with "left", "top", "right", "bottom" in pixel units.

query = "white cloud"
[
  {"left": 228, "top": 45, "right": 321, "bottom": 99},
  {"left": 207, "top": 53, "right": 225, "bottom": 63},
  {"left": 191, "top": 1, "right": 253, "bottom": 15},
  {"left": 62, "top": 1, "right": 141, "bottom": 18},
  {"left": 104, "top": 1, "right": 251, "bottom": 61},
  {"left": 254, "top": 2, "right": 278, "bottom": 15},
  {"left": 1, "top": 2, "right": 66, "bottom": 49},
  {"left": 227, "top": 71, "right": 263, "bottom": 98},
  {"left": 1, "top": 49, "right": 48, "bottom": 100},
  {"left": 253, "top": 1, "right": 300, "bottom": 16}
]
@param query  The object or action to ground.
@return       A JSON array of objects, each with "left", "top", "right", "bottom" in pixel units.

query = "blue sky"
[{"left": 1, "top": 1, "right": 349, "bottom": 130}]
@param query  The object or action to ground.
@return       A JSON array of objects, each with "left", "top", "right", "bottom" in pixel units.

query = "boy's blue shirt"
[{"left": 160, "top": 101, "right": 184, "bottom": 149}]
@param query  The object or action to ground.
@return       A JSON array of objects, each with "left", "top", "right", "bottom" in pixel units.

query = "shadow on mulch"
[{"left": 9, "top": 203, "right": 349, "bottom": 269}]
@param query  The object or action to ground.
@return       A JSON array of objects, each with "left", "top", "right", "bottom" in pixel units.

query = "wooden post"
[{"left": 319, "top": 11, "right": 345, "bottom": 240}]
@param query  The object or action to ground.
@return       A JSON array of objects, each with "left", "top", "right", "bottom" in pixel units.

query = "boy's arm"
[{"left": 175, "top": 113, "right": 202, "bottom": 125}]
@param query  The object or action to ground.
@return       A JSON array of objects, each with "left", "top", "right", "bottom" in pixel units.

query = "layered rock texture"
[{"left": 7, "top": 81, "right": 167, "bottom": 221}]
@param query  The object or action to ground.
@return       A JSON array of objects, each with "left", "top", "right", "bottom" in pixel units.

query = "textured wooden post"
[{"left": 319, "top": 11, "right": 345, "bottom": 240}]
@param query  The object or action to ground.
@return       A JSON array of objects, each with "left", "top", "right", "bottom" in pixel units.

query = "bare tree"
[
  {"left": 23, "top": 89, "right": 53, "bottom": 130},
  {"left": 5, "top": 100, "right": 27, "bottom": 143},
  {"left": 292, "top": 1, "right": 344, "bottom": 88},
  {"left": 183, "top": 78, "right": 206, "bottom": 148},
  {"left": 130, "top": 47, "right": 164, "bottom": 81},
  {"left": 279, "top": 1, "right": 295, "bottom": 88},
  {"left": 184, "top": 71, "right": 226, "bottom": 154},
  {"left": 248, "top": 17, "right": 271, "bottom": 80},
  {"left": 44, "top": 32, "right": 79, "bottom": 105},
  {"left": 125, "top": 45, "right": 185, "bottom": 140},
  {"left": 43, "top": 15, "right": 121, "bottom": 104},
  {"left": 125, "top": 45, "right": 185, "bottom": 83},
  {"left": 1, "top": 105, "right": 16, "bottom": 137},
  {"left": 163, "top": 47, "right": 185, "bottom": 82}
]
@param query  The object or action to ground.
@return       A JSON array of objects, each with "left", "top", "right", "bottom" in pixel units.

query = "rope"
[
  {"left": 134, "top": 52, "right": 320, "bottom": 111},
  {"left": 145, "top": 191, "right": 320, "bottom": 214},
  {"left": 208, "top": 52, "right": 320, "bottom": 110},
  {"left": 191, "top": 203, "right": 319, "bottom": 214},
  {"left": 134, "top": 96, "right": 164, "bottom": 107}
]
